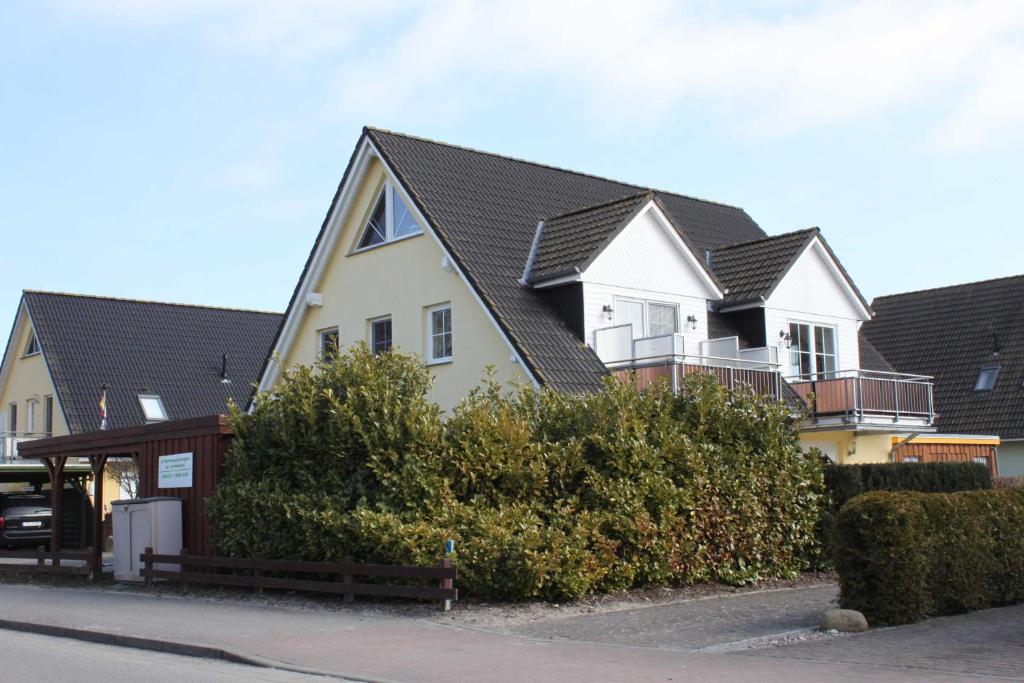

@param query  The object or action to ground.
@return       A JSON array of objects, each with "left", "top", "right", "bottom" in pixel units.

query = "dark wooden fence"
[
  {"left": 0, "top": 546, "right": 94, "bottom": 576},
  {"left": 140, "top": 549, "right": 458, "bottom": 610}
]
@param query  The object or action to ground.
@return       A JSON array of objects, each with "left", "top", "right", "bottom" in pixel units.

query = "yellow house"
[
  {"left": 259, "top": 128, "right": 993, "bottom": 470},
  {"left": 0, "top": 291, "right": 281, "bottom": 519}
]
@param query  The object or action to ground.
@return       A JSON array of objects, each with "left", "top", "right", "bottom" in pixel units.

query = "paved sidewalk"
[
  {"left": 0, "top": 583, "right": 1016, "bottom": 682},
  {"left": 512, "top": 584, "right": 837, "bottom": 650}
]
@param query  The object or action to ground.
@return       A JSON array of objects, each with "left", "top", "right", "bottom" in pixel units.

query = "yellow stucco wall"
[
  {"left": 0, "top": 308, "right": 69, "bottom": 437},
  {"left": 800, "top": 430, "right": 894, "bottom": 464},
  {"left": 280, "top": 159, "right": 529, "bottom": 412}
]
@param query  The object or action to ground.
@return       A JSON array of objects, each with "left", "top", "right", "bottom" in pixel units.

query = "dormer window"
[
  {"left": 138, "top": 394, "right": 168, "bottom": 422},
  {"left": 974, "top": 365, "right": 1000, "bottom": 392},
  {"left": 24, "top": 331, "right": 40, "bottom": 357},
  {"left": 355, "top": 183, "right": 422, "bottom": 251}
]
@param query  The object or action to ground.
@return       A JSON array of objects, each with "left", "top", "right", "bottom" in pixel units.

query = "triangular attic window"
[
  {"left": 24, "top": 331, "right": 40, "bottom": 356},
  {"left": 392, "top": 191, "right": 420, "bottom": 238},
  {"left": 357, "top": 190, "right": 387, "bottom": 249}
]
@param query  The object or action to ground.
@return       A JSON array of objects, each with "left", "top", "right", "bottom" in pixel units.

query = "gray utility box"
[{"left": 112, "top": 497, "right": 183, "bottom": 582}]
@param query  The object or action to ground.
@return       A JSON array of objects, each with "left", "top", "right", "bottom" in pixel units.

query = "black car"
[{"left": 0, "top": 493, "right": 51, "bottom": 549}]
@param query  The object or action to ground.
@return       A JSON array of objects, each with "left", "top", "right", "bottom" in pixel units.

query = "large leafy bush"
[
  {"left": 208, "top": 346, "right": 823, "bottom": 601},
  {"left": 835, "top": 489, "right": 1024, "bottom": 625}
]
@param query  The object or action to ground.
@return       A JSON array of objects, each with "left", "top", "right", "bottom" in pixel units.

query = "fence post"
[
  {"left": 254, "top": 567, "right": 264, "bottom": 595},
  {"left": 143, "top": 546, "right": 153, "bottom": 585},
  {"left": 342, "top": 556, "right": 354, "bottom": 604},
  {"left": 36, "top": 544, "right": 45, "bottom": 569},
  {"left": 439, "top": 557, "right": 453, "bottom": 612}
]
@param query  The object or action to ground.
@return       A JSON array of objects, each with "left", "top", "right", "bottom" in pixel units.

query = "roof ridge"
[
  {"left": 364, "top": 126, "right": 749, "bottom": 212},
  {"left": 543, "top": 190, "right": 652, "bottom": 222},
  {"left": 23, "top": 290, "right": 283, "bottom": 317},
  {"left": 712, "top": 226, "right": 819, "bottom": 253},
  {"left": 872, "top": 273, "right": 1024, "bottom": 302}
]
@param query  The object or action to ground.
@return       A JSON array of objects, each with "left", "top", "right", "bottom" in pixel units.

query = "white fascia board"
[
  {"left": 583, "top": 201, "right": 724, "bottom": 299},
  {"left": 519, "top": 221, "right": 545, "bottom": 285},
  {"left": 531, "top": 271, "right": 582, "bottom": 289},
  {"left": 0, "top": 300, "right": 28, "bottom": 391},
  {"left": 801, "top": 237, "right": 872, "bottom": 320},
  {"left": 0, "top": 301, "right": 68, "bottom": 432},
  {"left": 372, "top": 139, "right": 539, "bottom": 388},
  {"left": 255, "top": 138, "right": 377, "bottom": 397},
  {"left": 256, "top": 138, "right": 540, "bottom": 399}
]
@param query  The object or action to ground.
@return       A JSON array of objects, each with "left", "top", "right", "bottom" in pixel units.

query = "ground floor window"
[
  {"left": 319, "top": 327, "right": 339, "bottom": 360},
  {"left": 370, "top": 317, "right": 393, "bottom": 355}
]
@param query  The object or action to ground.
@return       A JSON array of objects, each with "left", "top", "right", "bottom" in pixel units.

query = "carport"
[{"left": 16, "top": 415, "right": 233, "bottom": 579}]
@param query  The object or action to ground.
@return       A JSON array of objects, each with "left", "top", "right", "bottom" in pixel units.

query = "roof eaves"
[
  {"left": 249, "top": 127, "right": 370, "bottom": 408},
  {"left": 650, "top": 193, "right": 727, "bottom": 293},
  {"left": 569, "top": 191, "right": 653, "bottom": 278},
  {"left": 365, "top": 129, "right": 550, "bottom": 388}
]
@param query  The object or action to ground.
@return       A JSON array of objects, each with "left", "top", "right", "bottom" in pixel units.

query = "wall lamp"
[
  {"left": 686, "top": 314, "right": 698, "bottom": 331},
  {"left": 779, "top": 330, "right": 792, "bottom": 348},
  {"left": 602, "top": 304, "right": 614, "bottom": 320}
]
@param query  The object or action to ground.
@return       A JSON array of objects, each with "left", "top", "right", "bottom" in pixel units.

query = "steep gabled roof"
[
  {"left": 362, "top": 128, "right": 765, "bottom": 392},
  {"left": 16, "top": 291, "right": 281, "bottom": 433},
  {"left": 710, "top": 228, "right": 871, "bottom": 315},
  {"left": 711, "top": 228, "right": 819, "bottom": 304},
  {"left": 858, "top": 332, "right": 896, "bottom": 373},
  {"left": 863, "top": 275, "right": 1024, "bottom": 439},
  {"left": 528, "top": 191, "right": 652, "bottom": 284}
]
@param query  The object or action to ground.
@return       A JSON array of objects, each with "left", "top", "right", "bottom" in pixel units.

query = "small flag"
[{"left": 99, "top": 385, "right": 109, "bottom": 430}]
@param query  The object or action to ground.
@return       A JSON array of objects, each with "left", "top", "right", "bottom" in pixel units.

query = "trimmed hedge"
[
  {"left": 825, "top": 462, "right": 992, "bottom": 509},
  {"left": 835, "top": 489, "right": 1024, "bottom": 625},
  {"left": 208, "top": 345, "right": 824, "bottom": 601},
  {"left": 814, "top": 461, "right": 993, "bottom": 568}
]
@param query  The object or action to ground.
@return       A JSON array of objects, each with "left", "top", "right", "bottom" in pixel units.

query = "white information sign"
[{"left": 158, "top": 452, "right": 193, "bottom": 489}]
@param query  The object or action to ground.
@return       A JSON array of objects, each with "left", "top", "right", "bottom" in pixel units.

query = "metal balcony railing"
[
  {"left": 0, "top": 432, "right": 50, "bottom": 463},
  {"left": 788, "top": 369, "right": 935, "bottom": 427}
]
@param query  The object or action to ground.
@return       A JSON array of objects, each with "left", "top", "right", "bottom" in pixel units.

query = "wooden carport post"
[
  {"left": 42, "top": 456, "right": 66, "bottom": 567},
  {"left": 89, "top": 453, "right": 109, "bottom": 581}
]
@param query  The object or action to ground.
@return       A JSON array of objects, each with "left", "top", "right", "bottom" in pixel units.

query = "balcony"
[
  {"left": 789, "top": 369, "right": 935, "bottom": 430},
  {"left": 1, "top": 432, "right": 49, "bottom": 463},
  {"left": 594, "top": 326, "right": 783, "bottom": 399}
]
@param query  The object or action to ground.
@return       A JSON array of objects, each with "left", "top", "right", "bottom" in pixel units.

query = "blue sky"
[{"left": 2, "top": 1, "right": 1022, "bottom": 325}]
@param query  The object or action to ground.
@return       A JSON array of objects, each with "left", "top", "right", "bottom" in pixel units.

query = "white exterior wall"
[
  {"left": 764, "top": 239, "right": 868, "bottom": 377},
  {"left": 580, "top": 206, "right": 719, "bottom": 356}
]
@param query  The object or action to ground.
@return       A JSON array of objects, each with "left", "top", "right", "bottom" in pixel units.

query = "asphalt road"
[{"left": 0, "top": 629, "right": 333, "bottom": 682}]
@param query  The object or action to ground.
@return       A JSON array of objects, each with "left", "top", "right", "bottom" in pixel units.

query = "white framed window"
[
  {"left": 26, "top": 400, "right": 36, "bottom": 433},
  {"left": 427, "top": 304, "right": 453, "bottom": 364},
  {"left": 7, "top": 403, "right": 16, "bottom": 432},
  {"left": 24, "top": 332, "right": 40, "bottom": 357},
  {"left": 138, "top": 394, "right": 168, "bottom": 423},
  {"left": 44, "top": 395, "right": 54, "bottom": 436},
  {"left": 613, "top": 297, "right": 679, "bottom": 339},
  {"left": 370, "top": 316, "right": 393, "bottom": 355},
  {"left": 318, "top": 327, "right": 339, "bottom": 360},
  {"left": 648, "top": 302, "right": 679, "bottom": 337},
  {"left": 789, "top": 322, "right": 838, "bottom": 379},
  {"left": 355, "top": 182, "right": 422, "bottom": 251}
]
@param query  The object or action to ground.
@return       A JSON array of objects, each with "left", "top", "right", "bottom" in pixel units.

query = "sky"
[{"left": 2, "top": 0, "right": 1022, "bottom": 326}]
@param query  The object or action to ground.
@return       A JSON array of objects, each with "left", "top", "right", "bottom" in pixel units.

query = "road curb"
[{"left": 0, "top": 618, "right": 392, "bottom": 682}]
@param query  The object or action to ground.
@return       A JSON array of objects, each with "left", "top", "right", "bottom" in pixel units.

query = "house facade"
[
  {"left": 0, "top": 291, "right": 281, "bottom": 503},
  {"left": 863, "top": 276, "right": 1022, "bottom": 475},
  {"left": 257, "top": 128, "right": 983, "bottom": 467}
]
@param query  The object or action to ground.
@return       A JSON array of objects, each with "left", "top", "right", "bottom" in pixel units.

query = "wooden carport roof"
[{"left": 16, "top": 415, "right": 232, "bottom": 577}]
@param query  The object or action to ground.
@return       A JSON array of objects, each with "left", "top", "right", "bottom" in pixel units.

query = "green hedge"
[
  {"left": 207, "top": 345, "right": 824, "bottom": 601},
  {"left": 835, "top": 489, "right": 1024, "bottom": 625},
  {"left": 825, "top": 462, "right": 992, "bottom": 509},
  {"left": 815, "top": 462, "right": 993, "bottom": 568}
]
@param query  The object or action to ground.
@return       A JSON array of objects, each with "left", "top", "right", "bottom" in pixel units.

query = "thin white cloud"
[{"left": 52, "top": 0, "right": 1024, "bottom": 150}]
